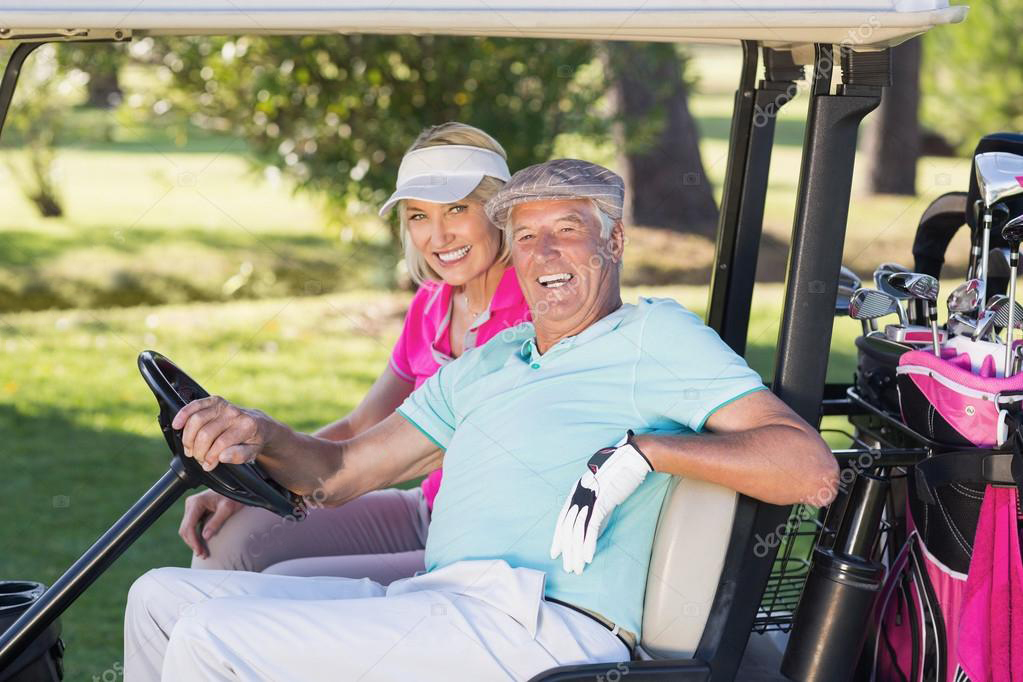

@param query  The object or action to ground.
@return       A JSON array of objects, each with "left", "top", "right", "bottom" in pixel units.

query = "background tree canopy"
[{"left": 154, "top": 35, "right": 603, "bottom": 233}]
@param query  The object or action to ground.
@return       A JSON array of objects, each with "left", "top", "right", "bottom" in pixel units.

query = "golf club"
[
  {"left": 849, "top": 288, "right": 908, "bottom": 336},
  {"left": 974, "top": 295, "right": 1023, "bottom": 344},
  {"left": 836, "top": 265, "right": 861, "bottom": 316},
  {"left": 974, "top": 153, "right": 1023, "bottom": 305},
  {"left": 874, "top": 263, "right": 912, "bottom": 322},
  {"left": 947, "top": 279, "right": 983, "bottom": 321},
  {"left": 883, "top": 272, "right": 941, "bottom": 355},
  {"left": 1001, "top": 214, "right": 1023, "bottom": 372},
  {"left": 948, "top": 312, "right": 980, "bottom": 338}
]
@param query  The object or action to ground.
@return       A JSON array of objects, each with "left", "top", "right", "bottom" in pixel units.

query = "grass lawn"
[{"left": 1, "top": 282, "right": 870, "bottom": 678}]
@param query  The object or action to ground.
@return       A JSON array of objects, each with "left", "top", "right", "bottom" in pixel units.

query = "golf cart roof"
[{"left": 0, "top": 1, "right": 967, "bottom": 50}]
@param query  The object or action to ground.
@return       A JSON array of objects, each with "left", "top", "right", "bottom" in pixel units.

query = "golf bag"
[
  {"left": 869, "top": 447, "right": 1023, "bottom": 682},
  {"left": 0, "top": 583, "right": 62, "bottom": 681},
  {"left": 896, "top": 349, "right": 1023, "bottom": 448}
]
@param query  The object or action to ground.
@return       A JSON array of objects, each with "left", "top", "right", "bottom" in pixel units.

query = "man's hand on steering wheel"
[{"left": 172, "top": 395, "right": 282, "bottom": 471}]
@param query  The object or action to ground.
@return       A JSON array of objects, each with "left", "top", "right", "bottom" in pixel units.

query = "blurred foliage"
[
  {"left": 0, "top": 44, "right": 90, "bottom": 217},
  {"left": 921, "top": 0, "right": 1023, "bottom": 153},
  {"left": 141, "top": 35, "right": 604, "bottom": 235},
  {"left": 56, "top": 41, "right": 126, "bottom": 109}
]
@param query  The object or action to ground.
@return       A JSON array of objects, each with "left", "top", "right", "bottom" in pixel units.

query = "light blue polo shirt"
[{"left": 396, "top": 297, "right": 767, "bottom": 637}]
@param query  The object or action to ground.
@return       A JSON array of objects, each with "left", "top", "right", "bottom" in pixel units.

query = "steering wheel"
[{"left": 138, "top": 350, "right": 305, "bottom": 519}]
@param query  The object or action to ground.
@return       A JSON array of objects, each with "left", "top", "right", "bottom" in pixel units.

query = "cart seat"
[
  {"left": 531, "top": 475, "right": 761, "bottom": 681},
  {"left": 641, "top": 476, "right": 737, "bottom": 658}
]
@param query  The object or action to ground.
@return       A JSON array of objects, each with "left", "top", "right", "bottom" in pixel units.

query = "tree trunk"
[
  {"left": 864, "top": 37, "right": 921, "bottom": 195},
  {"left": 85, "top": 62, "right": 122, "bottom": 108},
  {"left": 604, "top": 42, "right": 718, "bottom": 237}
]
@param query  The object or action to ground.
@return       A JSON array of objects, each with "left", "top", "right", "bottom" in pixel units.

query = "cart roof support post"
[
  {"left": 0, "top": 42, "right": 43, "bottom": 137},
  {"left": 691, "top": 44, "right": 888, "bottom": 681},
  {"left": 707, "top": 44, "right": 805, "bottom": 355}
]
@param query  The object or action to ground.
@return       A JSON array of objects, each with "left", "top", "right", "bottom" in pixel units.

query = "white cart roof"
[{"left": 0, "top": 1, "right": 967, "bottom": 49}]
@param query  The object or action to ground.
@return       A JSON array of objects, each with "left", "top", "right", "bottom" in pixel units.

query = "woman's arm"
[{"left": 314, "top": 366, "right": 415, "bottom": 441}]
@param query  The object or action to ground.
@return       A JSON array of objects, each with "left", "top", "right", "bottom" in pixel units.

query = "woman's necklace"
[{"left": 462, "top": 293, "right": 484, "bottom": 318}]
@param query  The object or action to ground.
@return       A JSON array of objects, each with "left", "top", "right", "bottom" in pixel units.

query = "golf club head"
[
  {"left": 835, "top": 293, "right": 851, "bottom": 316},
  {"left": 948, "top": 313, "right": 979, "bottom": 338},
  {"left": 873, "top": 262, "right": 909, "bottom": 290},
  {"left": 1002, "top": 214, "right": 1023, "bottom": 246},
  {"left": 975, "top": 152, "right": 1023, "bottom": 207},
  {"left": 835, "top": 265, "right": 860, "bottom": 315},
  {"left": 884, "top": 272, "right": 939, "bottom": 303},
  {"left": 849, "top": 288, "right": 907, "bottom": 326},
  {"left": 987, "top": 247, "right": 1012, "bottom": 278},
  {"left": 990, "top": 296, "right": 1023, "bottom": 330},
  {"left": 947, "top": 279, "right": 983, "bottom": 314}
]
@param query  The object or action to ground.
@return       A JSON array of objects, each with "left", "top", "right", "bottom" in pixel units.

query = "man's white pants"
[{"left": 124, "top": 559, "right": 629, "bottom": 681}]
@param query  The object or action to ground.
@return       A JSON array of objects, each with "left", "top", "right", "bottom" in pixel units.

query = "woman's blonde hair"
[{"left": 398, "top": 122, "right": 510, "bottom": 285}]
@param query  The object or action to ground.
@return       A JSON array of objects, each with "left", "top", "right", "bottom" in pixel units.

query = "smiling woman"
[{"left": 180, "top": 122, "right": 532, "bottom": 582}]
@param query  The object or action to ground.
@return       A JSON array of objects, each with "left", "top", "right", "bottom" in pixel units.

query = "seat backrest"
[{"left": 641, "top": 475, "right": 739, "bottom": 658}]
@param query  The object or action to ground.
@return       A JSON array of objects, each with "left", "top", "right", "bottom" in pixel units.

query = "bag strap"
[{"left": 915, "top": 449, "right": 1022, "bottom": 505}]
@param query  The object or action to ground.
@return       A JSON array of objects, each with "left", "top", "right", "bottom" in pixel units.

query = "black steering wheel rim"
[{"left": 138, "top": 350, "right": 305, "bottom": 519}]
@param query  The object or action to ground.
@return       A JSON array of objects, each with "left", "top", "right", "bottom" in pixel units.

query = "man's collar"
[{"left": 517, "top": 302, "right": 632, "bottom": 360}]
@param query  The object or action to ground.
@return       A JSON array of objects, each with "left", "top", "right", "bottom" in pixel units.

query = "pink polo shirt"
[{"left": 389, "top": 266, "right": 531, "bottom": 509}]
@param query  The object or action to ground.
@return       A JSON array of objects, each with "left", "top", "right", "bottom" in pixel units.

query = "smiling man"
[{"left": 124, "top": 159, "right": 838, "bottom": 682}]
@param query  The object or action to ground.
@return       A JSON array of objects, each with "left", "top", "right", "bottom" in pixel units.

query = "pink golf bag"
[
  {"left": 867, "top": 349, "right": 1023, "bottom": 681},
  {"left": 896, "top": 349, "right": 1023, "bottom": 448}
]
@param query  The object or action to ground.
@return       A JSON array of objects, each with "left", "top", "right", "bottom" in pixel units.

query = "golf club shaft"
[
  {"left": 929, "top": 304, "right": 941, "bottom": 356},
  {"left": 0, "top": 467, "right": 189, "bottom": 669},
  {"left": 981, "top": 211, "right": 992, "bottom": 308},
  {"left": 1008, "top": 257, "right": 1018, "bottom": 375}
]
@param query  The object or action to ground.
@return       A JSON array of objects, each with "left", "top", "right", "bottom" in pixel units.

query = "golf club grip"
[{"left": 0, "top": 468, "right": 189, "bottom": 671}]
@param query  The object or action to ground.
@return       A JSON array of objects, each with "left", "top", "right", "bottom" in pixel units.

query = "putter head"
[
  {"left": 849, "top": 288, "right": 906, "bottom": 326},
  {"left": 1002, "top": 214, "right": 1023, "bottom": 246},
  {"left": 975, "top": 152, "right": 1023, "bottom": 207},
  {"left": 947, "top": 278, "right": 983, "bottom": 314},
  {"left": 873, "top": 262, "right": 909, "bottom": 290},
  {"left": 884, "top": 272, "right": 939, "bottom": 303}
]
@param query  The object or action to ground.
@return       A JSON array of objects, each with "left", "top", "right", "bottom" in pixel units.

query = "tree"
[
  {"left": 0, "top": 44, "right": 89, "bottom": 217},
  {"left": 863, "top": 37, "right": 921, "bottom": 195},
  {"left": 57, "top": 43, "right": 125, "bottom": 108},
  {"left": 921, "top": 0, "right": 1023, "bottom": 154},
  {"left": 603, "top": 42, "right": 718, "bottom": 237},
  {"left": 155, "top": 35, "right": 601, "bottom": 241}
]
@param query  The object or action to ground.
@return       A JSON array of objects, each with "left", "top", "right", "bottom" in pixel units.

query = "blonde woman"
[{"left": 179, "top": 123, "right": 530, "bottom": 582}]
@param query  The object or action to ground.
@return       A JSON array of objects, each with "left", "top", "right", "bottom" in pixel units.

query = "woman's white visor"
[{"left": 378, "top": 145, "right": 511, "bottom": 216}]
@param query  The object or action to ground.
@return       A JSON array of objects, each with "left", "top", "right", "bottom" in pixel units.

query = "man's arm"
[
  {"left": 172, "top": 397, "right": 442, "bottom": 506},
  {"left": 634, "top": 389, "right": 838, "bottom": 507}
]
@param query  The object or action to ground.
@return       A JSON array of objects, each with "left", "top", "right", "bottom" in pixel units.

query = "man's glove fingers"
[
  {"left": 571, "top": 505, "right": 591, "bottom": 575},
  {"left": 559, "top": 505, "right": 580, "bottom": 573},
  {"left": 582, "top": 507, "right": 605, "bottom": 567},
  {"left": 550, "top": 493, "right": 574, "bottom": 560}
]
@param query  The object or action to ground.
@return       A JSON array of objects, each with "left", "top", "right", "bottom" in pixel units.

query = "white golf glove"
[{"left": 550, "top": 431, "right": 653, "bottom": 575}]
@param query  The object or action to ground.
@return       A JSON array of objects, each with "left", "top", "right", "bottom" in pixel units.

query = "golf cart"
[{"left": 0, "top": 2, "right": 969, "bottom": 681}]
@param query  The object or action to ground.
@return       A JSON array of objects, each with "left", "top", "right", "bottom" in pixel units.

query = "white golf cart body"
[{"left": 0, "top": 2, "right": 967, "bottom": 680}]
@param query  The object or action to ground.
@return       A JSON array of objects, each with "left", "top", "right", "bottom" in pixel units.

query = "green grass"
[{"left": 1, "top": 283, "right": 867, "bottom": 677}]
